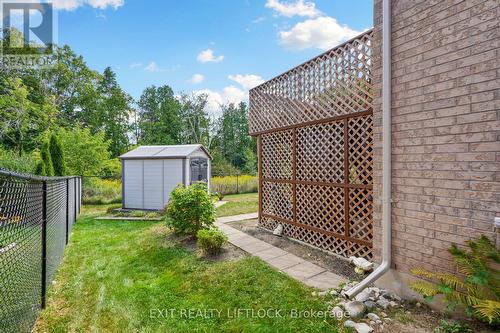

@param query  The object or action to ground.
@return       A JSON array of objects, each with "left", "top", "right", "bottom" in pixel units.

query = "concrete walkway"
[{"left": 215, "top": 213, "right": 345, "bottom": 291}]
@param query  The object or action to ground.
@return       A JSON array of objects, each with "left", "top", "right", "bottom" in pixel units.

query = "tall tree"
[
  {"left": 96, "top": 67, "right": 132, "bottom": 157},
  {"left": 49, "top": 133, "right": 66, "bottom": 176},
  {"left": 138, "top": 85, "right": 182, "bottom": 145}
]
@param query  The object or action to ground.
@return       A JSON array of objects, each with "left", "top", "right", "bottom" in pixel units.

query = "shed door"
[
  {"left": 190, "top": 158, "right": 208, "bottom": 184},
  {"left": 144, "top": 160, "right": 164, "bottom": 210},
  {"left": 124, "top": 160, "right": 143, "bottom": 209},
  {"left": 164, "top": 159, "right": 184, "bottom": 205}
]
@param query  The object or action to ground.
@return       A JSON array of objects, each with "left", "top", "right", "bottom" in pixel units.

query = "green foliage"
[
  {"left": 410, "top": 235, "right": 500, "bottom": 324},
  {"left": 166, "top": 182, "right": 215, "bottom": 236},
  {"left": 49, "top": 133, "right": 66, "bottom": 176},
  {"left": 82, "top": 178, "right": 121, "bottom": 205},
  {"left": 101, "top": 158, "right": 122, "bottom": 178},
  {"left": 434, "top": 320, "right": 471, "bottom": 333},
  {"left": 58, "top": 126, "right": 111, "bottom": 176},
  {"left": 39, "top": 139, "right": 54, "bottom": 176},
  {"left": 211, "top": 150, "right": 240, "bottom": 176},
  {"left": 196, "top": 228, "right": 228, "bottom": 255},
  {"left": 0, "top": 147, "right": 38, "bottom": 173},
  {"left": 138, "top": 85, "right": 182, "bottom": 145},
  {"left": 242, "top": 148, "right": 257, "bottom": 175},
  {"left": 211, "top": 175, "right": 258, "bottom": 195}
]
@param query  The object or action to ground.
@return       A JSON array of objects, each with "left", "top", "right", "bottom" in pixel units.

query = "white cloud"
[
  {"left": 190, "top": 74, "right": 205, "bottom": 84},
  {"left": 265, "top": 0, "right": 321, "bottom": 18},
  {"left": 196, "top": 49, "right": 224, "bottom": 63},
  {"left": 279, "top": 16, "right": 362, "bottom": 50},
  {"left": 144, "top": 61, "right": 159, "bottom": 72},
  {"left": 193, "top": 86, "right": 246, "bottom": 116},
  {"left": 52, "top": 0, "right": 124, "bottom": 10},
  {"left": 228, "top": 74, "right": 264, "bottom": 90}
]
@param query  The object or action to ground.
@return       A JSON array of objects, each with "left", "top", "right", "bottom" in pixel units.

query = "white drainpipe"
[{"left": 346, "top": 0, "right": 392, "bottom": 299}]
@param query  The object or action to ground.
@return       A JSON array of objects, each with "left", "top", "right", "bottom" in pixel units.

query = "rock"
[
  {"left": 353, "top": 322, "right": 374, "bottom": 333},
  {"left": 317, "top": 290, "right": 328, "bottom": 297},
  {"left": 344, "top": 320, "right": 356, "bottom": 328},
  {"left": 389, "top": 301, "right": 399, "bottom": 308},
  {"left": 364, "top": 300, "right": 377, "bottom": 309},
  {"left": 355, "top": 289, "right": 371, "bottom": 302},
  {"left": 376, "top": 320, "right": 382, "bottom": 325},
  {"left": 344, "top": 301, "right": 366, "bottom": 318},
  {"left": 330, "top": 306, "right": 344, "bottom": 319},
  {"left": 376, "top": 297, "right": 390, "bottom": 309},
  {"left": 369, "top": 320, "right": 375, "bottom": 326},
  {"left": 416, "top": 302, "right": 422, "bottom": 308},
  {"left": 366, "top": 313, "right": 380, "bottom": 321},
  {"left": 380, "top": 312, "right": 387, "bottom": 317},
  {"left": 390, "top": 293, "right": 402, "bottom": 302},
  {"left": 349, "top": 256, "right": 374, "bottom": 272},
  {"left": 329, "top": 289, "right": 338, "bottom": 296},
  {"left": 273, "top": 223, "right": 283, "bottom": 236}
]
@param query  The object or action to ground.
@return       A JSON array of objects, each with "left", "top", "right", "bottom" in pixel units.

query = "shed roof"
[{"left": 119, "top": 144, "right": 211, "bottom": 160}]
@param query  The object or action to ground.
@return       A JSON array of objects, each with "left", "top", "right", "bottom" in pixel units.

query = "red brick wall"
[{"left": 372, "top": 0, "right": 499, "bottom": 274}]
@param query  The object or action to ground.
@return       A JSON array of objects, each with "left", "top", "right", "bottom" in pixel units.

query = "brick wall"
[{"left": 372, "top": 0, "right": 499, "bottom": 275}]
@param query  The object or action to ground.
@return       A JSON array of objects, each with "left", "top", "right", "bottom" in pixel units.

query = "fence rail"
[{"left": 0, "top": 170, "right": 82, "bottom": 333}]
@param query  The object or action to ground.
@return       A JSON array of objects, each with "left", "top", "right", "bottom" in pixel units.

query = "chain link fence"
[{"left": 0, "top": 170, "right": 82, "bottom": 333}]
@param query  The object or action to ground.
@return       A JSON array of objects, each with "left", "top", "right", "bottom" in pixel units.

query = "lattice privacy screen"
[{"left": 251, "top": 31, "right": 374, "bottom": 259}]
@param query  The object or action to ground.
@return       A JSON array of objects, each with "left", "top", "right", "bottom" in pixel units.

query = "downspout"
[{"left": 346, "top": 0, "right": 392, "bottom": 298}]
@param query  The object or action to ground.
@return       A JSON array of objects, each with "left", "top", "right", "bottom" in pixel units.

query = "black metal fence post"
[
  {"left": 41, "top": 180, "right": 47, "bottom": 309},
  {"left": 74, "top": 178, "right": 77, "bottom": 220},
  {"left": 66, "top": 179, "right": 69, "bottom": 245}
]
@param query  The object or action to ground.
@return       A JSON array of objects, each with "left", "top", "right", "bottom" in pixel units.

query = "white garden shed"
[{"left": 119, "top": 144, "right": 211, "bottom": 210}]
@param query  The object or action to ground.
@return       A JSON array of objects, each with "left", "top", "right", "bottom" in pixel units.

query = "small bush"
[
  {"left": 410, "top": 235, "right": 500, "bottom": 324},
  {"left": 434, "top": 320, "right": 471, "bottom": 333},
  {"left": 166, "top": 182, "right": 215, "bottom": 236},
  {"left": 197, "top": 228, "right": 228, "bottom": 255},
  {"left": 83, "top": 178, "right": 122, "bottom": 204},
  {"left": 211, "top": 175, "right": 258, "bottom": 196}
]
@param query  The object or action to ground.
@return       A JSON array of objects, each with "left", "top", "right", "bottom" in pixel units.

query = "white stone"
[
  {"left": 344, "top": 320, "right": 356, "bottom": 328},
  {"left": 349, "top": 256, "right": 374, "bottom": 272},
  {"left": 354, "top": 322, "right": 374, "bottom": 333},
  {"left": 366, "top": 313, "right": 380, "bottom": 321},
  {"left": 376, "top": 297, "right": 390, "bottom": 309},
  {"left": 273, "top": 223, "right": 283, "bottom": 236},
  {"left": 355, "top": 289, "right": 371, "bottom": 302},
  {"left": 330, "top": 306, "right": 344, "bottom": 319},
  {"left": 344, "top": 301, "right": 366, "bottom": 318}
]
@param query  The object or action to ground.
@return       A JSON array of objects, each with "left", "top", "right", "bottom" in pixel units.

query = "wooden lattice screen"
[{"left": 249, "top": 30, "right": 374, "bottom": 259}]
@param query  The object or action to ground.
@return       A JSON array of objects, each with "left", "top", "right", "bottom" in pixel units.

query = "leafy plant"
[
  {"left": 50, "top": 133, "right": 66, "bottom": 176},
  {"left": 38, "top": 139, "right": 54, "bottom": 176},
  {"left": 434, "top": 320, "right": 471, "bottom": 333},
  {"left": 166, "top": 182, "right": 215, "bottom": 236},
  {"left": 197, "top": 228, "right": 228, "bottom": 255},
  {"left": 410, "top": 235, "right": 500, "bottom": 324}
]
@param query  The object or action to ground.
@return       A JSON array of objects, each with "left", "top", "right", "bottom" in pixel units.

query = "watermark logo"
[{"left": 1, "top": 0, "right": 57, "bottom": 68}]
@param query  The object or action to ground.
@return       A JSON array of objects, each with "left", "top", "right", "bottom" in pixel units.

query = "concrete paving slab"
[
  {"left": 283, "top": 261, "right": 326, "bottom": 281},
  {"left": 266, "top": 253, "right": 304, "bottom": 270},
  {"left": 239, "top": 239, "right": 274, "bottom": 254},
  {"left": 253, "top": 247, "right": 288, "bottom": 260},
  {"left": 305, "top": 271, "right": 344, "bottom": 290}
]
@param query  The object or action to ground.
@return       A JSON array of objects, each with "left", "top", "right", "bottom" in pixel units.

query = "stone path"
[{"left": 215, "top": 213, "right": 345, "bottom": 291}]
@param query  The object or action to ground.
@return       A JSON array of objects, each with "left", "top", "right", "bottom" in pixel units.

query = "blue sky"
[{"left": 55, "top": 0, "right": 373, "bottom": 111}]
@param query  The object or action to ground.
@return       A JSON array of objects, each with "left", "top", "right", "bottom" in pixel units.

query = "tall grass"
[
  {"left": 211, "top": 175, "right": 258, "bottom": 196},
  {"left": 83, "top": 178, "right": 121, "bottom": 205}
]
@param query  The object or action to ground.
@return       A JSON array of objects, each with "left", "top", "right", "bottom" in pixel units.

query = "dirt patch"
[
  {"left": 164, "top": 232, "right": 247, "bottom": 262},
  {"left": 227, "top": 219, "right": 358, "bottom": 280}
]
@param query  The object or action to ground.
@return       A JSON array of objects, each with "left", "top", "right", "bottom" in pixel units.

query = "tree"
[
  {"left": 39, "top": 139, "right": 54, "bottom": 176},
  {"left": 58, "top": 126, "right": 111, "bottom": 176},
  {"left": 96, "top": 67, "right": 132, "bottom": 157},
  {"left": 49, "top": 133, "right": 66, "bottom": 176},
  {"left": 179, "top": 93, "right": 213, "bottom": 146},
  {"left": 0, "top": 78, "right": 50, "bottom": 155},
  {"left": 138, "top": 85, "right": 182, "bottom": 145}
]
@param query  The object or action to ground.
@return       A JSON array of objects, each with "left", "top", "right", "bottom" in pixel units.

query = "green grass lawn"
[
  {"left": 216, "top": 193, "right": 259, "bottom": 217},
  {"left": 35, "top": 205, "right": 338, "bottom": 333}
]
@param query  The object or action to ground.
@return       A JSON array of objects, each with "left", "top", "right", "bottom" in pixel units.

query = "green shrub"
[
  {"left": 197, "top": 228, "right": 228, "bottom": 255},
  {"left": 210, "top": 175, "right": 258, "bottom": 196},
  {"left": 83, "top": 178, "right": 122, "bottom": 204},
  {"left": 39, "top": 139, "right": 54, "bottom": 176},
  {"left": 410, "top": 235, "right": 500, "bottom": 324},
  {"left": 166, "top": 182, "right": 215, "bottom": 236},
  {"left": 0, "top": 148, "right": 38, "bottom": 174},
  {"left": 50, "top": 133, "right": 66, "bottom": 176}
]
